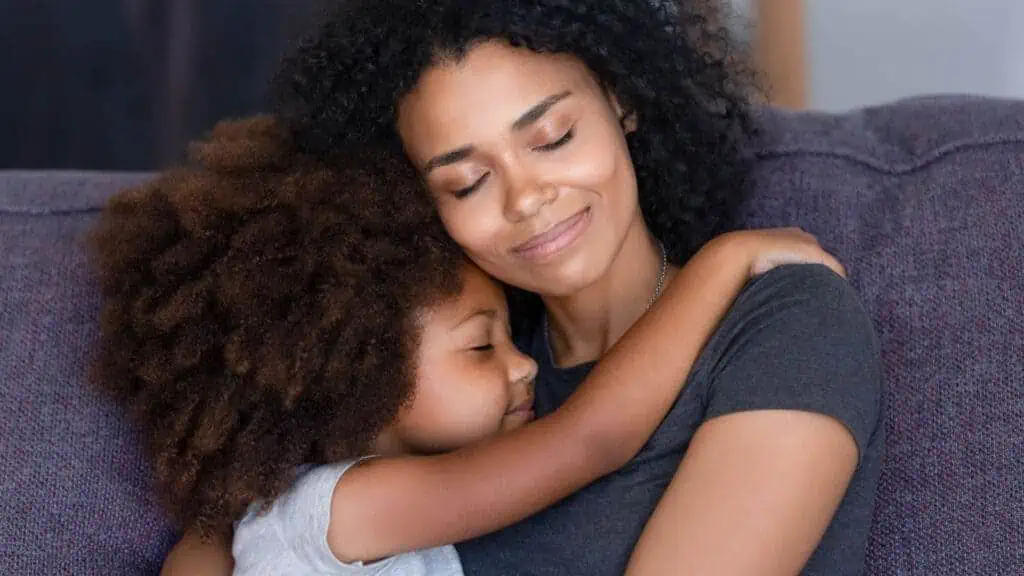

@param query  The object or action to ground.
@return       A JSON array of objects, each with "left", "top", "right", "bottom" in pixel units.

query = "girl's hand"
[{"left": 713, "top": 228, "right": 847, "bottom": 279}]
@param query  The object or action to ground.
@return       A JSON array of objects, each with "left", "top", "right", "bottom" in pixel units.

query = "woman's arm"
[
  {"left": 331, "top": 229, "right": 845, "bottom": 563},
  {"left": 624, "top": 267, "right": 880, "bottom": 576},
  {"left": 625, "top": 411, "right": 858, "bottom": 575}
]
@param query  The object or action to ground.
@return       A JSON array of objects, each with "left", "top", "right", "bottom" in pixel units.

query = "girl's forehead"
[
  {"left": 418, "top": 264, "right": 508, "bottom": 334},
  {"left": 451, "top": 262, "right": 507, "bottom": 316}
]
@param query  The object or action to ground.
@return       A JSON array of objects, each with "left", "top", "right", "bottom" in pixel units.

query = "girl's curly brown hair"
[{"left": 89, "top": 115, "right": 462, "bottom": 536}]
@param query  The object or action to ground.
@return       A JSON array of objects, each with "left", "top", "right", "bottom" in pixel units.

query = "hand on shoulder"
[{"left": 702, "top": 227, "right": 847, "bottom": 279}]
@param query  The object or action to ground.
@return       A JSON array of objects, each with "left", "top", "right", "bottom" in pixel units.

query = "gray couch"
[{"left": 1, "top": 96, "right": 1022, "bottom": 575}]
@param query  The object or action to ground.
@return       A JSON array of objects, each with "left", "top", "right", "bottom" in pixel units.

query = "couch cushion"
[
  {"left": 0, "top": 171, "right": 174, "bottom": 574},
  {"left": 740, "top": 96, "right": 1024, "bottom": 576}
]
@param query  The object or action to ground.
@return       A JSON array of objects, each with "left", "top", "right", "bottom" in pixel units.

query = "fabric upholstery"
[{"left": 740, "top": 96, "right": 1024, "bottom": 575}]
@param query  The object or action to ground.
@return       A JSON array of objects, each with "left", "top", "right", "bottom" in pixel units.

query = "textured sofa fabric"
[
  {"left": 0, "top": 172, "right": 173, "bottom": 573},
  {"left": 739, "top": 97, "right": 1024, "bottom": 574},
  {"left": 1, "top": 96, "right": 1022, "bottom": 574}
]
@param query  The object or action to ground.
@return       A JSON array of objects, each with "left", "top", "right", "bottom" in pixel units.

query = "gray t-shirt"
[
  {"left": 233, "top": 461, "right": 464, "bottom": 576},
  {"left": 457, "top": 264, "right": 885, "bottom": 576}
]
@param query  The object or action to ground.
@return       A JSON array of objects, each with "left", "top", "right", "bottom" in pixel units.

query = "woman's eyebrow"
[
  {"left": 511, "top": 91, "right": 573, "bottom": 131},
  {"left": 424, "top": 146, "right": 474, "bottom": 173}
]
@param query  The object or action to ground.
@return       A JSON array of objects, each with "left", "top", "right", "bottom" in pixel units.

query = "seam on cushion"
[
  {"left": 0, "top": 206, "right": 103, "bottom": 216},
  {"left": 753, "top": 134, "right": 1024, "bottom": 176},
  {"left": 0, "top": 170, "right": 149, "bottom": 215}
]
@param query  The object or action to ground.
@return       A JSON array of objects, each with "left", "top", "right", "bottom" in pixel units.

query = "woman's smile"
[{"left": 511, "top": 206, "right": 593, "bottom": 262}]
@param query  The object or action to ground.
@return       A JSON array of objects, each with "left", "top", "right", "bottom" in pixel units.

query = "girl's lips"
[
  {"left": 512, "top": 207, "right": 591, "bottom": 261},
  {"left": 507, "top": 397, "right": 535, "bottom": 416},
  {"left": 506, "top": 408, "right": 536, "bottom": 425}
]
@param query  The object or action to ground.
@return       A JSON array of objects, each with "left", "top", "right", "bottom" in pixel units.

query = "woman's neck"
[{"left": 542, "top": 213, "right": 678, "bottom": 367}]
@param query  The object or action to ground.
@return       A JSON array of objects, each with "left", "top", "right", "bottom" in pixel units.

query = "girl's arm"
[
  {"left": 160, "top": 530, "right": 233, "bottom": 576},
  {"left": 330, "top": 228, "right": 845, "bottom": 563}
]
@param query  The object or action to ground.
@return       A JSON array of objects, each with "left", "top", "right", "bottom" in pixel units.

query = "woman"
[{"left": 164, "top": 0, "right": 883, "bottom": 574}]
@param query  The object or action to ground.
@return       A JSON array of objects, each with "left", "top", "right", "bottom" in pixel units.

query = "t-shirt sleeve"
[
  {"left": 233, "top": 459, "right": 465, "bottom": 576},
  {"left": 277, "top": 462, "right": 358, "bottom": 571},
  {"left": 233, "top": 460, "right": 375, "bottom": 574},
  {"left": 702, "top": 263, "right": 883, "bottom": 461}
]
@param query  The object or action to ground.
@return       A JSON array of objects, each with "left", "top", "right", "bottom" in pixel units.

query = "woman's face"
[{"left": 397, "top": 41, "right": 642, "bottom": 297}]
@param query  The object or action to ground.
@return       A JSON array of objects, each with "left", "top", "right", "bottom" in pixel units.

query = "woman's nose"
[{"left": 503, "top": 169, "right": 557, "bottom": 222}]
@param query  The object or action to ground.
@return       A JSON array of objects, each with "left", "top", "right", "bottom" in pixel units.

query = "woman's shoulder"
[
  {"left": 698, "top": 263, "right": 884, "bottom": 457},
  {"left": 725, "top": 263, "right": 877, "bottom": 346},
  {"left": 742, "top": 262, "right": 864, "bottom": 311},
  {"left": 713, "top": 262, "right": 881, "bottom": 377}
]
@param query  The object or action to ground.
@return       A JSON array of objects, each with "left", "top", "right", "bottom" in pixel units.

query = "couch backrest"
[
  {"left": 740, "top": 96, "right": 1024, "bottom": 575},
  {"left": 1, "top": 96, "right": 1022, "bottom": 575},
  {"left": 0, "top": 172, "right": 173, "bottom": 573}
]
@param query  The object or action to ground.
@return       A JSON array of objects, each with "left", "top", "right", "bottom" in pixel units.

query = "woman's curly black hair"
[
  {"left": 89, "top": 116, "right": 462, "bottom": 535},
  {"left": 271, "top": 0, "right": 758, "bottom": 332}
]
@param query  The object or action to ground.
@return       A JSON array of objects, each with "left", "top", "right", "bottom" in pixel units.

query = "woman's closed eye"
[
  {"left": 471, "top": 343, "right": 495, "bottom": 352},
  {"left": 450, "top": 127, "right": 575, "bottom": 198},
  {"left": 534, "top": 127, "right": 575, "bottom": 152},
  {"left": 453, "top": 173, "right": 490, "bottom": 199}
]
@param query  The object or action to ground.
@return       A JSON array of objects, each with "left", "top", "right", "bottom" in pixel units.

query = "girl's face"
[
  {"left": 387, "top": 262, "right": 538, "bottom": 454},
  {"left": 397, "top": 41, "right": 642, "bottom": 297}
]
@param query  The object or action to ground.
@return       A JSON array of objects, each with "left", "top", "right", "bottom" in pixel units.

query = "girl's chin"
[{"left": 501, "top": 409, "right": 536, "bottom": 432}]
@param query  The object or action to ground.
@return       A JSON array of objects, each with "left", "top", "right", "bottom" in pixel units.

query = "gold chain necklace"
[{"left": 543, "top": 242, "right": 667, "bottom": 345}]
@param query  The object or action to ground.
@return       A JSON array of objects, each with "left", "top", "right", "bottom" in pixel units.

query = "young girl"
[{"left": 91, "top": 117, "right": 843, "bottom": 575}]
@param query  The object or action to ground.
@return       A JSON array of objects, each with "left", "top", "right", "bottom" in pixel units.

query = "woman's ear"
[
  {"left": 620, "top": 111, "right": 638, "bottom": 134},
  {"left": 607, "top": 91, "right": 638, "bottom": 134}
]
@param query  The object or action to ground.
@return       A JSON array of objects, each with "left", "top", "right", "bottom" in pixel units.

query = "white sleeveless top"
[{"left": 232, "top": 461, "right": 464, "bottom": 575}]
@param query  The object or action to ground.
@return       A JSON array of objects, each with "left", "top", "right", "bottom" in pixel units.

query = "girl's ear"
[{"left": 370, "top": 425, "right": 399, "bottom": 457}]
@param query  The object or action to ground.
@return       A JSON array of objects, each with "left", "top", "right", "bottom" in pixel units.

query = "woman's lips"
[{"left": 512, "top": 208, "right": 591, "bottom": 261}]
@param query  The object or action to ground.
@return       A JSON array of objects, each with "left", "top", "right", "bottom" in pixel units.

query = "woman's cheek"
[
  {"left": 570, "top": 131, "right": 625, "bottom": 188},
  {"left": 440, "top": 201, "right": 504, "bottom": 260}
]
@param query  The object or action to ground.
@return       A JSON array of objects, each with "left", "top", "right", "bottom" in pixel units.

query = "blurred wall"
[
  {"left": 0, "top": 0, "right": 314, "bottom": 170},
  {"left": 4, "top": 1, "right": 1023, "bottom": 169},
  {"left": 807, "top": 0, "right": 1024, "bottom": 110},
  {"left": 731, "top": 0, "right": 1024, "bottom": 110}
]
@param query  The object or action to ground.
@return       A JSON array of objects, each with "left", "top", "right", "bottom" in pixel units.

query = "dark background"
[{"left": 1, "top": 0, "right": 317, "bottom": 170}]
